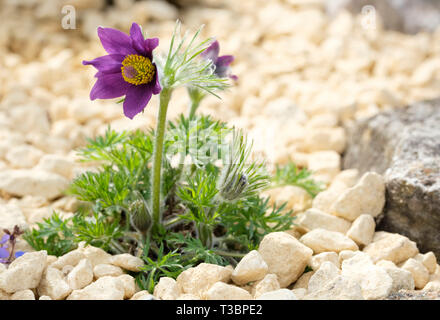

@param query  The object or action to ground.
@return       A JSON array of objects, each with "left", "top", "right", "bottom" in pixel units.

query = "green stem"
[
  {"left": 151, "top": 88, "right": 172, "bottom": 231},
  {"left": 188, "top": 98, "right": 200, "bottom": 119},
  {"left": 197, "top": 223, "right": 213, "bottom": 248},
  {"left": 164, "top": 216, "right": 182, "bottom": 228},
  {"left": 110, "top": 239, "right": 126, "bottom": 254}
]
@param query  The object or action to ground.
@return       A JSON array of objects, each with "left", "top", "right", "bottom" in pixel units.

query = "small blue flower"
[{"left": 14, "top": 251, "right": 25, "bottom": 258}]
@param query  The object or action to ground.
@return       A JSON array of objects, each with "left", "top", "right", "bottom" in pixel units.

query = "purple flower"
[
  {"left": 0, "top": 226, "right": 25, "bottom": 265},
  {"left": 201, "top": 40, "right": 237, "bottom": 81},
  {"left": 83, "top": 23, "right": 161, "bottom": 119},
  {"left": 0, "top": 234, "right": 9, "bottom": 245},
  {"left": 0, "top": 247, "right": 9, "bottom": 259}
]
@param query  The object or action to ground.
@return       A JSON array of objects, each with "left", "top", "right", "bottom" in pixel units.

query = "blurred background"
[{"left": 0, "top": 0, "right": 439, "bottom": 197}]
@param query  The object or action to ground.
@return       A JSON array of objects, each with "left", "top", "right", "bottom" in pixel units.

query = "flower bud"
[
  {"left": 129, "top": 195, "right": 152, "bottom": 234},
  {"left": 220, "top": 172, "right": 248, "bottom": 201}
]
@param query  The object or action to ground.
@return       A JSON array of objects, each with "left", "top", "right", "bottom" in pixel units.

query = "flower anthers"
[{"left": 83, "top": 22, "right": 161, "bottom": 119}]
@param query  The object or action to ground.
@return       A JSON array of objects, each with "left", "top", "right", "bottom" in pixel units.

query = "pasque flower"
[
  {"left": 201, "top": 40, "right": 237, "bottom": 81},
  {"left": 83, "top": 23, "right": 161, "bottom": 119}
]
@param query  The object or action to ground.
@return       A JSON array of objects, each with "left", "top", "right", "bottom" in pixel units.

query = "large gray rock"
[
  {"left": 343, "top": 98, "right": 440, "bottom": 258},
  {"left": 326, "top": 0, "right": 440, "bottom": 34}
]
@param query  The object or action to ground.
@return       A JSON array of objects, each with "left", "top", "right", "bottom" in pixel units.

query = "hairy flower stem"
[
  {"left": 188, "top": 87, "right": 205, "bottom": 119},
  {"left": 151, "top": 88, "right": 172, "bottom": 231},
  {"left": 188, "top": 99, "right": 200, "bottom": 119},
  {"left": 197, "top": 223, "right": 213, "bottom": 248}
]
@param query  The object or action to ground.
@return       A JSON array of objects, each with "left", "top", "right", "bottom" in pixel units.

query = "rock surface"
[
  {"left": 67, "top": 276, "right": 125, "bottom": 300},
  {"left": 110, "top": 254, "right": 143, "bottom": 272},
  {"left": 296, "top": 208, "right": 351, "bottom": 234},
  {"left": 67, "top": 258, "right": 94, "bottom": 290},
  {"left": 0, "top": 251, "right": 47, "bottom": 293},
  {"left": 176, "top": 263, "right": 232, "bottom": 297},
  {"left": 343, "top": 99, "right": 440, "bottom": 258},
  {"left": 330, "top": 172, "right": 385, "bottom": 221},
  {"left": 308, "top": 262, "right": 340, "bottom": 293},
  {"left": 386, "top": 290, "right": 440, "bottom": 300},
  {"left": 204, "top": 282, "right": 252, "bottom": 300},
  {"left": 256, "top": 289, "right": 298, "bottom": 300},
  {"left": 326, "top": 0, "right": 440, "bottom": 34},
  {"left": 38, "top": 267, "right": 72, "bottom": 300},
  {"left": 258, "top": 232, "right": 313, "bottom": 287},
  {"left": 252, "top": 274, "right": 280, "bottom": 298},
  {"left": 300, "top": 228, "right": 358, "bottom": 254},
  {"left": 304, "top": 275, "right": 364, "bottom": 300},
  {"left": 341, "top": 252, "right": 393, "bottom": 299},
  {"left": 0, "top": 170, "right": 69, "bottom": 199},
  {"left": 363, "top": 231, "right": 418, "bottom": 264},
  {"left": 231, "top": 250, "right": 268, "bottom": 285},
  {"left": 153, "top": 277, "right": 181, "bottom": 300},
  {"left": 376, "top": 260, "right": 415, "bottom": 293}
]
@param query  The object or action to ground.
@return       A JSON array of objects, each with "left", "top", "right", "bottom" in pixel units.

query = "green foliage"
[
  {"left": 24, "top": 113, "right": 320, "bottom": 291},
  {"left": 177, "top": 170, "right": 219, "bottom": 226},
  {"left": 167, "top": 233, "right": 228, "bottom": 266},
  {"left": 137, "top": 242, "right": 186, "bottom": 293},
  {"left": 68, "top": 170, "right": 131, "bottom": 210},
  {"left": 219, "top": 196, "right": 295, "bottom": 251},
  {"left": 23, "top": 212, "right": 76, "bottom": 256},
  {"left": 78, "top": 128, "right": 129, "bottom": 162},
  {"left": 272, "top": 162, "right": 324, "bottom": 197},
  {"left": 72, "top": 212, "right": 124, "bottom": 252},
  {"left": 70, "top": 128, "right": 154, "bottom": 209},
  {"left": 166, "top": 114, "right": 230, "bottom": 168},
  {"left": 24, "top": 210, "right": 126, "bottom": 255}
]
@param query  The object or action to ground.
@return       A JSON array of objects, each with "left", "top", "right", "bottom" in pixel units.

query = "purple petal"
[
  {"left": 201, "top": 40, "right": 219, "bottom": 63},
  {"left": 14, "top": 251, "right": 25, "bottom": 258},
  {"left": 0, "top": 248, "right": 9, "bottom": 259},
  {"left": 216, "top": 55, "right": 234, "bottom": 68},
  {"left": 215, "top": 55, "right": 236, "bottom": 79},
  {"left": 97, "top": 26, "right": 137, "bottom": 56},
  {"left": 130, "top": 23, "right": 147, "bottom": 56},
  {"left": 144, "top": 38, "right": 159, "bottom": 59},
  {"left": 90, "top": 72, "right": 130, "bottom": 100},
  {"left": 0, "top": 234, "right": 9, "bottom": 244},
  {"left": 214, "top": 64, "right": 231, "bottom": 78},
  {"left": 123, "top": 85, "right": 153, "bottom": 119},
  {"left": 151, "top": 65, "right": 161, "bottom": 95},
  {"left": 83, "top": 54, "right": 124, "bottom": 73}
]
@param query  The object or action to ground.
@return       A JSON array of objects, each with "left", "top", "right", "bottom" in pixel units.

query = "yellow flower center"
[{"left": 121, "top": 54, "right": 155, "bottom": 85}]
